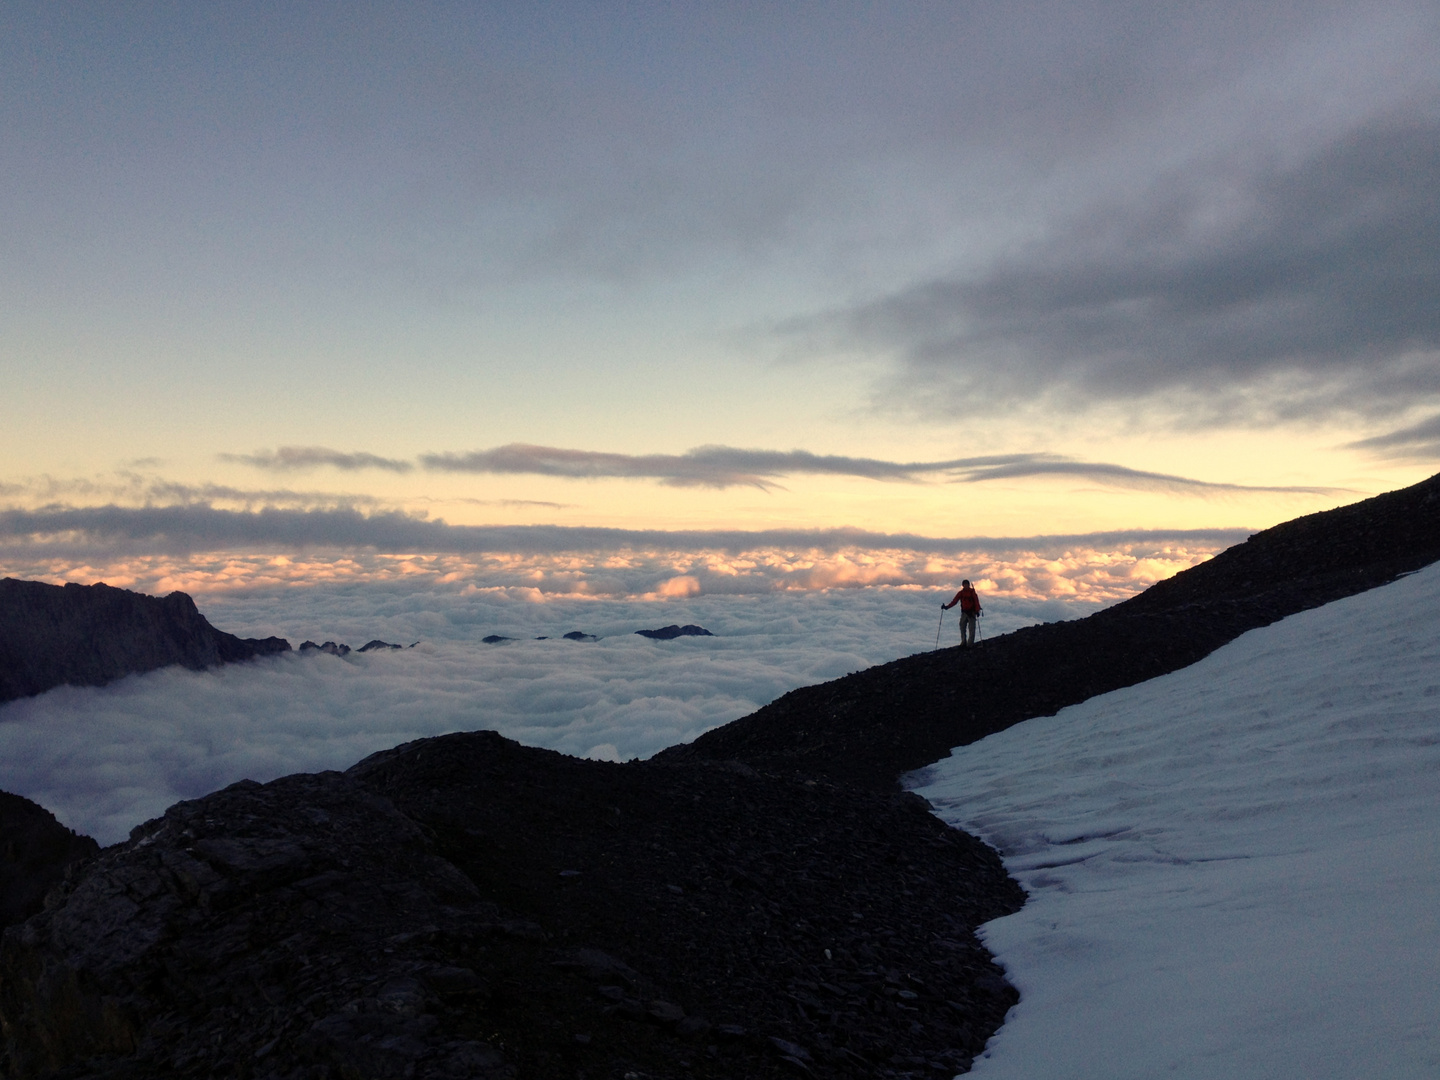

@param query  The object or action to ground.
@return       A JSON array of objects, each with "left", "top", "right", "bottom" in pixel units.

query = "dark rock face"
[
  {"left": 0, "top": 792, "right": 98, "bottom": 935},
  {"left": 0, "top": 580, "right": 291, "bottom": 706},
  {"left": 298, "top": 640, "right": 351, "bottom": 657},
  {"left": 661, "top": 471, "right": 1440, "bottom": 787},
  {"left": 561, "top": 631, "right": 598, "bottom": 642},
  {"left": 356, "top": 640, "right": 409, "bottom": 653},
  {"left": 0, "top": 733, "right": 1021, "bottom": 1079},
  {"left": 636, "top": 625, "right": 714, "bottom": 640},
  {"left": 0, "top": 769, "right": 503, "bottom": 1080}
]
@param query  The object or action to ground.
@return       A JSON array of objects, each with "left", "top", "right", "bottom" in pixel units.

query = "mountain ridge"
[{"left": 0, "top": 579, "right": 291, "bottom": 705}]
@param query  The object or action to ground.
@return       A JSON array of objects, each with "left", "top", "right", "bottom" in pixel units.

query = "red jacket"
[{"left": 949, "top": 585, "right": 981, "bottom": 614}]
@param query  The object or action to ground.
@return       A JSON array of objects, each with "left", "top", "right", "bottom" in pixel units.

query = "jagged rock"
[
  {"left": 0, "top": 579, "right": 290, "bottom": 705},
  {"left": 0, "top": 791, "right": 98, "bottom": 934},
  {"left": 298, "top": 640, "right": 350, "bottom": 656},
  {"left": 636, "top": 624, "right": 714, "bottom": 639},
  {"left": 357, "top": 639, "right": 409, "bottom": 652},
  {"left": 0, "top": 770, "right": 510, "bottom": 1079}
]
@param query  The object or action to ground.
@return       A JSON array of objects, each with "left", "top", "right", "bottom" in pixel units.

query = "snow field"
[{"left": 912, "top": 562, "right": 1440, "bottom": 1079}]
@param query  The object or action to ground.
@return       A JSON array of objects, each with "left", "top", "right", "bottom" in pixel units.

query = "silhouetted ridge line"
[
  {"left": 659, "top": 471, "right": 1440, "bottom": 787},
  {"left": 0, "top": 579, "right": 291, "bottom": 705}
]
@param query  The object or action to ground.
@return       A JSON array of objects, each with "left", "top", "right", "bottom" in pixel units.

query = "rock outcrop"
[
  {"left": 0, "top": 580, "right": 290, "bottom": 706},
  {"left": 1, "top": 734, "right": 1021, "bottom": 1079},
  {"left": 0, "top": 793, "right": 97, "bottom": 935},
  {"left": 298, "top": 640, "right": 350, "bottom": 656},
  {"left": 636, "top": 625, "right": 713, "bottom": 640},
  {"left": 357, "top": 640, "right": 409, "bottom": 653}
]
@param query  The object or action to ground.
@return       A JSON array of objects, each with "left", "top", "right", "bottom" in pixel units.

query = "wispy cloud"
[
  {"left": 944, "top": 459, "right": 1344, "bottom": 495},
  {"left": 219, "top": 447, "right": 414, "bottom": 473},
  {"left": 1346, "top": 414, "right": 1440, "bottom": 460},
  {"left": 0, "top": 473, "right": 389, "bottom": 513},
  {"left": 420, "top": 443, "right": 1335, "bottom": 495},
  {"left": 0, "top": 502, "right": 1249, "bottom": 559}
]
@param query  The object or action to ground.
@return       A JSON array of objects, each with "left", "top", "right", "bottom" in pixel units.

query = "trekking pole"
[
  {"left": 977, "top": 612, "right": 983, "bottom": 643},
  {"left": 934, "top": 606, "right": 945, "bottom": 651}
]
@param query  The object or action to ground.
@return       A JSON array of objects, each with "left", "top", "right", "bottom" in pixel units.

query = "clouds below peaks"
[
  {"left": 0, "top": 585, "right": 1096, "bottom": 844},
  {"left": 796, "top": 120, "right": 1440, "bottom": 426}
]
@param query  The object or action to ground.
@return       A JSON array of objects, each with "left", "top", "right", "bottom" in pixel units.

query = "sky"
[
  {"left": 912, "top": 559, "right": 1440, "bottom": 1079},
  {"left": 3, "top": 1, "right": 1439, "bottom": 598}
]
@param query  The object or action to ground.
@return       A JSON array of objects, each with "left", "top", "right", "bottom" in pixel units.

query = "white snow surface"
[{"left": 911, "top": 561, "right": 1440, "bottom": 1079}]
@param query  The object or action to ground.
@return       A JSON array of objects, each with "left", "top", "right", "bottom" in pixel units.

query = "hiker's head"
[{"left": 962, "top": 579, "right": 970, "bottom": 587}]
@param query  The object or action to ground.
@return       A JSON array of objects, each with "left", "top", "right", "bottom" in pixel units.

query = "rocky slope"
[
  {"left": 0, "top": 795, "right": 96, "bottom": 934},
  {"left": 0, "top": 734, "right": 1021, "bottom": 1079},
  {"left": 660, "top": 471, "right": 1440, "bottom": 787},
  {"left": 0, "top": 580, "right": 291, "bottom": 706}
]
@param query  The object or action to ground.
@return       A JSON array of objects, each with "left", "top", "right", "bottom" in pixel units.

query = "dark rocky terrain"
[
  {"left": 635, "top": 627, "right": 713, "bottom": 641},
  {"left": 0, "top": 796, "right": 96, "bottom": 934},
  {"left": 0, "top": 580, "right": 290, "bottom": 706},
  {"left": 0, "top": 736, "right": 1020, "bottom": 1079},
  {"left": 1, "top": 472, "right": 1437, "bottom": 1078}
]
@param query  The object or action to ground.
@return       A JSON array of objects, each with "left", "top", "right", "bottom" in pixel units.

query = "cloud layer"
[
  {"left": 219, "top": 447, "right": 414, "bottom": 473},
  {"left": 1346, "top": 413, "right": 1440, "bottom": 460},
  {"left": 795, "top": 120, "right": 1440, "bottom": 424},
  {"left": 0, "top": 501, "right": 1243, "bottom": 564},
  {"left": 227, "top": 442, "right": 1340, "bottom": 495}
]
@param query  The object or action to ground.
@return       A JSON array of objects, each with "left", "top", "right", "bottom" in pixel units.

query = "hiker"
[{"left": 942, "top": 580, "right": 983, "bottom": 646}]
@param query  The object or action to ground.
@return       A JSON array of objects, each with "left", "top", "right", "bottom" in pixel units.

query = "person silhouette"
[{"left": 942, "top": 579, "right": 983, "bottom": 646}]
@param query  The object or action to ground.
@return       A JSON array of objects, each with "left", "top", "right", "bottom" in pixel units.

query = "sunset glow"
[{"left": 3, "top": 3, "right": 1436, "bottom": 600}]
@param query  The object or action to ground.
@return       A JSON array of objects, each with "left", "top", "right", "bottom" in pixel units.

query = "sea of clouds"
[{"left": 0, "top": 579, "right": 1102, "bottom": 845}]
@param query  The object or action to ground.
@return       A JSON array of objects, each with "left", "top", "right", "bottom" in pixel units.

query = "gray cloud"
[
  {"left": 797, "top": 119, "right": 1440, "bottom": 424},
  {"left": 419, "top": 443, "right": 1336, "bottom": 495},
  {"left": 0, "top": 502, "right": 1249, "bottom": 559},
  {"left": 421, "top": 443, "right": 981, "bottom": 489},
  {"left": 1, "top": 473, "right": 389, "bottom": 514},
  {"left": 1345, "top": 414, "right": 1440, "bottom": 460},
  {"left": 941, "top": 459, "right": 1341, "bottom": 496},
  {"left": 220, "top": 447, "right": 414, "bottom": 473}
]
